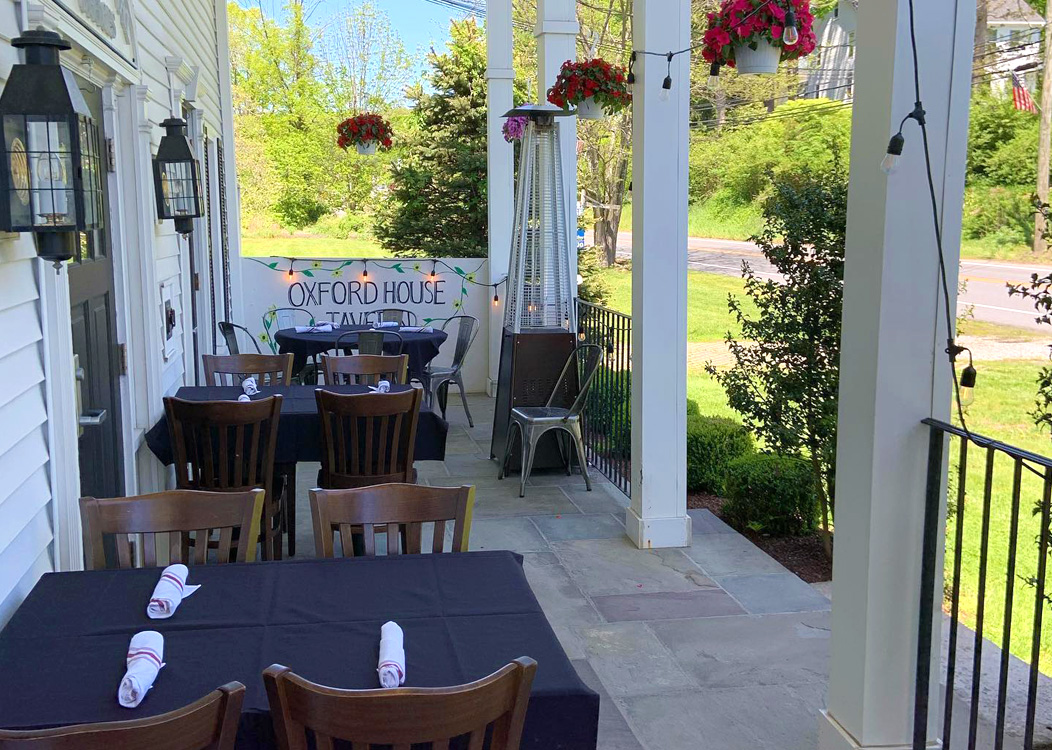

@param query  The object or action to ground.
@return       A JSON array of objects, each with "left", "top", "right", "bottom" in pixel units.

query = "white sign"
[{"left": 241, "top": 256, "right": 492, "bottom": 392}]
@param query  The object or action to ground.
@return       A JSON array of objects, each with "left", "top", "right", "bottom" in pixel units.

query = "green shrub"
[
  {"left": 577, "top": 246, "right": 611, "bottom": 306},
  {"left": 961, "top": 186, "right": 1034, "bottom": 246},
  {"left": 686, "top": 399, "right": 701, "bottom": 417},
  {"left": 310, "top": 211, "right": 369, "bottom": 239},
  {"left": 686, "top": 415, "right": 753, "bottom": 494},
  {"left": 722, "top": 454, "right": 818, "bottom": 536}
]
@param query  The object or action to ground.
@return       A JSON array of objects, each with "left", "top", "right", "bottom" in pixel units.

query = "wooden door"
[{"left": 69, "top": 77, "right": 123, "bottom": 499}]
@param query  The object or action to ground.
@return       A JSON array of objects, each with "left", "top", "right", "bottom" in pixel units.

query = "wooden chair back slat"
[
  {"left": 165, "top": 396, "right": 283, "bottom": 560},
  {"left": 0, "top": 683, "right": 245, "bottom": 750},
  {"left": 321, "top": 354, "right": 409, "bottom": 386},
  {"left": 315, "top": 389, "right": 421, "bottom": 489},
  {"left": 309, "top": 484, "right": 473, "bottom": 558},
  {"left": 202, "top": 354, "right": 293, "bottom": 387},
  {"left": 81, "top": 490, "right": 264, "bottom": 570},
  {"left": 263, "top": 660, "right": 536, "bottom": 750}
]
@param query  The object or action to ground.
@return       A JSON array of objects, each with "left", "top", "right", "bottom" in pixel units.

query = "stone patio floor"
[{"left": 291, "top": 394, "right": 833, "bottom": 749}]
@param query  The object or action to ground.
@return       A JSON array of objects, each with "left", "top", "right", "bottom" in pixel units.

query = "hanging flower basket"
[
  {"left": 734, "top": 39, "right": 782, "bottom": 74},
  {"left": 575, "top": 97, "right": 605, "bottom": 120},
  {"left": 546, "top": 58, "right": 631, "bottom": 120},
  {"left": 337, "top": 113, "right": 393, "bottom": 156},
  {"left": 703, "top": 0, "right": 816, "bottom": 76},
  {"left": 503, "top": 115, "right": 528, "bottom": 142}
]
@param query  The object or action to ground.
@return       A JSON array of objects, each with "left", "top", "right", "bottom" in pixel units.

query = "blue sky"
[{"left": 240, "top": 0, "right": 461, "bottom": 57}]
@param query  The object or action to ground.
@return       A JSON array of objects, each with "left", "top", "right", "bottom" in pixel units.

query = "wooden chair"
[
  {"left": 165, "top": 395, "right": 284, "bottom": 560},
  {"left": 0, "top": 682, "right": 245, "bottom": 750},
  {"left": 81, "top": 489, "right": 264, "bottom": 569},
  {"left": 263, "top": 659, "right": 536, "bottom": 750},
  {"left": 202, "top": 353, "right": 293, "bottom": 387},
  {"left": 316, "top": 388, "right": 422, "bottom": 489},
  {"left": 309, "top": 483, "right": 474, "bottom": 557},
  {"left": 320, "top": 353, "right": 409, "bottom": 386}
]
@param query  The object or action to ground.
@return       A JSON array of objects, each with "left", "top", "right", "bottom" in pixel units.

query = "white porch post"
[
  {"left": 625, "top": 0, "right": 691, "bottom": 550},
  {"left": 486, "top": 0, "right": 515, "bottom": 395},
  {"left": 821, "top": 0, "right": 974, "bottom": 747},
  {"left": 535, "top": 0, "right": 578, "bottom": 299}
]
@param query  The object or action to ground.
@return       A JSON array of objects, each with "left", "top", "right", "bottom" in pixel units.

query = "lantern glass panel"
[
  {"left": 27, "top": 117, "right": 76, "bottom": 229},
  {"left": 78, "top": 115, "right": 102, "bottom": 230},
  {"left": 160, "top": 158, "right": 199, "bottom": 218}
]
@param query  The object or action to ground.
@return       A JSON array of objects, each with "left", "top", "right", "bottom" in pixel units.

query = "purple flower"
[{"left": 502, "top": 116, "right": 528, "bottom": 142}]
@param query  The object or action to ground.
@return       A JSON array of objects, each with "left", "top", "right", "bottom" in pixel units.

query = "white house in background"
[
  {"left": 0, "top": 0, "right": 242, "bottom": 626},
  {"left": 806, "top": 0, "right": 1044, "bottom": 102},
  {"left": 802, "top": 0, "right": 857, "bottom": 102},
  {"left": 986, "top": 0, "right": 1043, "bottom": 90}
]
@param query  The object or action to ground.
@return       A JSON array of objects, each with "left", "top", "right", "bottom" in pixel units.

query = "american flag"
[{"left": 1012, "top": 72, "right": 1039, "bottom": 114}]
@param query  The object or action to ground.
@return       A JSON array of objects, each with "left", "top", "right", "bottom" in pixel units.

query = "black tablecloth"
[
  {"left": 0, "top": 552, "right": 599, "bottom": 750},
  {"left": 273, "top": 325, "right": 447, "bottom": 382},
  {"left": 144, "top": 385, "right": 447, "bottom": 465}
]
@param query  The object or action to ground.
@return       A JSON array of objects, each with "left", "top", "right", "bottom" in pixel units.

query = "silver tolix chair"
[
  {"left": 498, "top": 344, "right": 603, "bottom": 497},
  {"left": 423, "top": 315, "right": 480, "bottom": 426}
]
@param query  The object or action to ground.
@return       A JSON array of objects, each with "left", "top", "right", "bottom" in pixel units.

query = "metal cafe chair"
[
  {"left": 498, "top": 344, "right": 603, "bottom": 498},
  {"left": 267, "top": 307, "right": 319, "bottom": 384},
  {"left": 217, "top": 321, "right": 261, "bottom": 355},
  {"left": 379, "top": 308, "right": 418, "bottom": 326},
  {"left": 422, "top": 315, "right": 480, "bottom": 427},
  {"left": 355, "top": 330, "right": 404, "bottom": 356}
]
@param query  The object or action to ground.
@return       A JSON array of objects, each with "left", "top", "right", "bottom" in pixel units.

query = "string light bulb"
[
  {"left": 287, "top": 260, "right": 295, "bottom": 279},
  {"left": 708, "top": 61, "right": 721, "bottom": 89},
  {"left": 430, "top": 261, "right": 437, "bottom": 280},
  {"left": 659, "top": 52, "right": 673, "bottom": 102},
  {"left": 362, "top": 260, "right": 369, "bottom": 280},
  {"left": 626, "top": 51, "right": 636, "bottom": 85},
  {"left": 782, "top": 8, "right": 800, "bottom": 46},
  {"left": 881, "top": 132, "right": 905, "bottom": 175},
  {"left": 493, "top": 291, "right": 499, "bottom": 306}
]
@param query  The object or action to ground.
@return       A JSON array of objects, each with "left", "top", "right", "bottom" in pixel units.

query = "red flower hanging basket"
[
  {"left": 546, "top": 58, "right": 631, "bottom": 120},
  {"left": 703, "top": 0, "right": 816, "bottom": 74},
  {"left": 336, "top": 113, "right": 394, "bottom": 155}
]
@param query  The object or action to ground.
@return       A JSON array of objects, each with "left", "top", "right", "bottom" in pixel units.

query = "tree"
[
  {"left": 318, "top": 1, "right": 413, "bottom": 113},
  {"left": 375, "top": 19, "right": 495, "bottom": 257},
  {"left": 706, "top": 162, "right": 848, "bottom": 554},
  {"left": 1035, "top": 3, "right": 1052, "bottom": 252}
]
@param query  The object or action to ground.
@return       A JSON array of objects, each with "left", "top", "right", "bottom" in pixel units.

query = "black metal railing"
[
  {"left": 915, "top": 418, "right": 1052, "bottom": 750},
  {"left": 576, "top": 300, "right": 631, "bottom": 497}
]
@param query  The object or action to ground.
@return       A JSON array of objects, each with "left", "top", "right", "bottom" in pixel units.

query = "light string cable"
[
  {"left": 891, "top": 0, "right": 1021, "bottom": 467},
  {"left": 277, "top": 256, "right": 509, "bottom": 295}
]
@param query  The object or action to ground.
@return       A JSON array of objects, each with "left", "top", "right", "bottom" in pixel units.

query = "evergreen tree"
[{"left": 375, "top": 19, "right": 490, "bottom": 257}]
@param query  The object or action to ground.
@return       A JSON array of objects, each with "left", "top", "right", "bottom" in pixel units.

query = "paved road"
[{"left": 605, "top": 231, "right": 1050, "bottom": 332}]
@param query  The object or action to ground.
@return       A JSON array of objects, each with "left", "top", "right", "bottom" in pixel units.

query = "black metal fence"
[
  {"left": 576, "top": 300, "right": 631, "bottom": 497},
  {"left": 914, "top": 418, "right": 1052, "bottom": 750}
]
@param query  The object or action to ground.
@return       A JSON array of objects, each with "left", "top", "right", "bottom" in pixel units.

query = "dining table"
[
  {"left": 144, "top": 384, "right": 448, "bottom": 466},
  {"left": 0, "top": 551, "right": 600, "bottom": 750},
  {"left": 273, "top": 324, "right": 448, "bottom": 384}
]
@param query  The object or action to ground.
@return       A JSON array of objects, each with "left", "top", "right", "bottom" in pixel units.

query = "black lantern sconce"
[
  {"left": 0, "top": 29, "right": 104, "bottom": 269},
  {"left": 153, "top": 117, "right": 203, "bottom": 235}
]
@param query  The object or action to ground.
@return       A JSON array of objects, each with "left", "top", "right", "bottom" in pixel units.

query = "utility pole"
[
  {"left": 974, "top": 0, "right": 988, "bottom": 70},
  {"left": 1035, "top": 1, "right": 1052, "bottom": 254}
]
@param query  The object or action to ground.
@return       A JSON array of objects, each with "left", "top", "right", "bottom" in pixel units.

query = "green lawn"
[
  {"left": 598, "top": 263, "right": 1052, "bottom": 669},
  {"left": 948, "top": 358, "right": 1052, "bottom": 671},
  {"left": 241, "top": 234, "right": 386, "bottom": 258}
]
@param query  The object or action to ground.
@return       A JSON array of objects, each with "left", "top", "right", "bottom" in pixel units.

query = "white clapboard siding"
[{"left": 0, "top": 254, "right": 51, "bottom": 628}]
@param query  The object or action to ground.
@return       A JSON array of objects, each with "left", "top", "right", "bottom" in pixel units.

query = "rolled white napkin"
[
  {"left": 377, "top": 621, "right": 405, "bottom": 688},
  {"left": 375, "top": 321, "right": 399, "bottom": 329},
  {"left": 242, "top": 376, "right": 259, "bottom": 396},
  {"left": 119, "top": 631, "right": 165, "bottom": 708},
  {"left": 369, "top": 380, "right": 392, "bottom": 394},
  {"left": 238, "top": 394, "right": 251, "bottom": 402},
  {"left": 294, "top": 323, "right": 335, "bottom": 333},
  {"left": 147, "top": 564, "right": 200, "bottom": 619}
]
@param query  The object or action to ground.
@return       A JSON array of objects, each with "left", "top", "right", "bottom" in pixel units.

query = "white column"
[
  {"left": 820, "top": 0, "right": 974, "bottom": 747},
  {"left": 486, "top": 0, "right": 515, "bottom": 396},
  {"left": 625, "top": 0, "right": 691, "bottom": 550},
  {"left": 535, "top": 0, "right": 578, "bottom": 302}
]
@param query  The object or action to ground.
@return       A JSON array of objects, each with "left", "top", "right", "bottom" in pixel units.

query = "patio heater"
[{"left": 490, "top": 104, "right": 579, "bottom": 468}]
